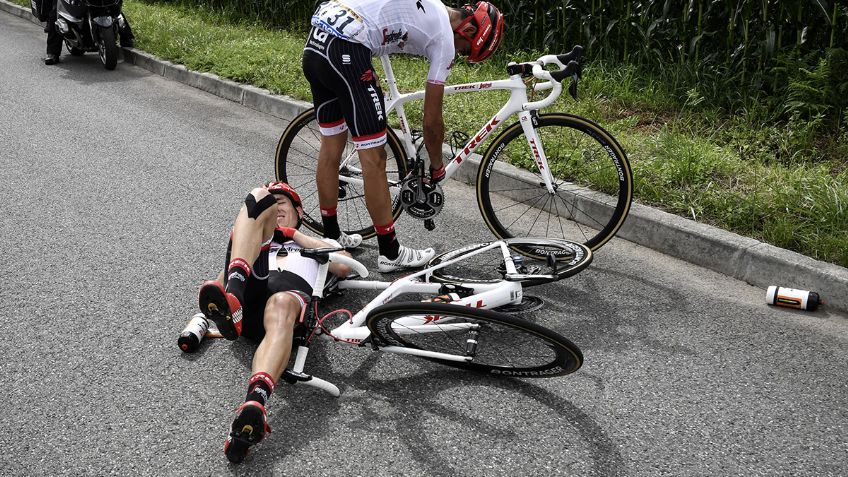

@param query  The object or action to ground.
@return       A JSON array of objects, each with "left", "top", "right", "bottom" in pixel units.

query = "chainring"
[{"left": 400, "top": 179, "right": 444, "bottom": 220}]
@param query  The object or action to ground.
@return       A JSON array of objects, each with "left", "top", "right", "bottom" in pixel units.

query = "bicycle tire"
[
  {"left": 366, "top": 302, "right": 582, "bottom": 377},
  {"left": 427, "top": 238, "right": 592, "bottom": 288},
  {"left": 476, "top": 113, "right": 633, "bottom": 252},
  {"left": 275, "top": 108, "right": 410, "bottom": 239}
]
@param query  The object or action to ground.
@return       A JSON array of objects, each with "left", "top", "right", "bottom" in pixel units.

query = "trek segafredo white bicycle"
[
  {"left": 278, "top": 237, "right": 592, "bottom": 396},
  {"left": 276, "top": 46, "right": 633, "bottom": 256}
]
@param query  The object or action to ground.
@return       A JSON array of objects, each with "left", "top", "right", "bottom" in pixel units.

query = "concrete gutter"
[{"left": 4, "top": 0, "right": 846, "bottom": 312}]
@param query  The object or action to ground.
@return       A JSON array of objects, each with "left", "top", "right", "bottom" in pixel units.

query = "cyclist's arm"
[
  {"left": 289, "top": 230, "right": 353, "bottom": 277},
  {"left": 289, "top": 229, "right": 335, "bottom": 249},
  {"left": 422, "top": 81, "right": 445, "bottom": 168}
]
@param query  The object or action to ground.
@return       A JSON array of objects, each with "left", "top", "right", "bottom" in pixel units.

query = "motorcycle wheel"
[{"left": 98, "top": 26, "right": 118, "bottom": 70}]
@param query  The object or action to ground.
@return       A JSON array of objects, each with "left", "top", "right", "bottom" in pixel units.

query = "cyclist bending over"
[
  {"left": 197, "top": 181, "right": 352, "bottom": 464},
  {"left": 303, "top": 0, "right": 504, "bottom": 272}
]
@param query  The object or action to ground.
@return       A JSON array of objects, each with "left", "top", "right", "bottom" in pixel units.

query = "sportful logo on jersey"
[{"left": 342, "top": 54, "right": 351, "bottom": 64}]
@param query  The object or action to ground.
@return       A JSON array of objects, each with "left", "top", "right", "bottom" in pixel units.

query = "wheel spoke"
[
  {"left": 367, "top": 303, "right": 582, "bottom": 376},
  {"left": 478, "top": 114, "right": 631, "bottom": 250},
  {"left": 275, "top": 110, "right": 408, "bottom": 238}
]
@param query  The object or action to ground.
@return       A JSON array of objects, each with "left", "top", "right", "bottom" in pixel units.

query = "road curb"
[
  {"left": 4, "top": 0, "right": 846, "bottom": 312},
  {"left": 1, "top": 0, "right": 39, "bottom": 25}
]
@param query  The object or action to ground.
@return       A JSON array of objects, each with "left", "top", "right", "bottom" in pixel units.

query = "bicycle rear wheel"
[
  {"left": 477, "top": 113, "right": 632, "bottom": 251},
  {"left": 366, "top": 302, "right": 582, "bottom": 377},
  {"left": 427, "top": 238, "right": 592, "bottom": 288},
  {"left": 275, "top": 108, "right": 409, "bottom": 239}
]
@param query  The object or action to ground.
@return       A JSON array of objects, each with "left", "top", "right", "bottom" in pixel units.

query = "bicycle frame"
[
  {"left": 286, "top": 240, "right": 526, "bottom": 395},
  {"left": 337, "top": 54, "right": 566, "bottom": 195}
]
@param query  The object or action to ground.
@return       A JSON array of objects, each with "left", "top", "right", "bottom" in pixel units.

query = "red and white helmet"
[
  {"left": 266, "top": 180, "right": 304, "bottom": 228},
  {"left": 265, "top": 181, "right": 302, "bottom": 209},
  {"left": 454, "top": 2, "right": 505, "bottom": 63}
]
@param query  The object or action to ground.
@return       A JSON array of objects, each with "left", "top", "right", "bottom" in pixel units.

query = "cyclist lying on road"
[{"left": 196, "top": 181, "right": 352, "bottom": 464}]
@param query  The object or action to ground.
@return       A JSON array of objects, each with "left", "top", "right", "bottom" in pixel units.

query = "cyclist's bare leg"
[
  {"left": 316, "top": 132, "right": 348, "bottom": 211},
  {"left": 252, "top": 292, "right": 301, "bottom": 382},
  {"left": 357, "top": 145, "right": 393, "bottom": 226},
  {"left": 230, "top": 187, "right": 278, "bottom": 268},
  {"left": 224, "top": 292, "right": 299, "bottom": 463}
]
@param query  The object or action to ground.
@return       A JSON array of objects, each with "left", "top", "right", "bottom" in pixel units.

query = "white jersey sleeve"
[{"left": 423, "top": 17, "right": 456, "bottom": 85}]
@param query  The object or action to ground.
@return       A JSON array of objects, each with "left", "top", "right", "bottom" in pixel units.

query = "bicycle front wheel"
[
  {"left": 366, "top": 302, "right": 583, "bottom": 377},
  {"left": 427, "top": 238, "right": 592, "bottom": 288},
  {"left": 275, "top": 108, "right": 409, "bottom": 239},
  {"left": 477, "top": 113, "right": 633, "bottom": 251}
]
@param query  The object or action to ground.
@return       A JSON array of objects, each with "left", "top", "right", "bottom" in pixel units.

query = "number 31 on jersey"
[{"left": 312, "top": 1, "right": 366, "bottom": 41}]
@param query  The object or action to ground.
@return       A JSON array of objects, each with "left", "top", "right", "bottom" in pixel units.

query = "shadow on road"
[{"left": 243, "top": 346, "right": 625, "bottom": 476}]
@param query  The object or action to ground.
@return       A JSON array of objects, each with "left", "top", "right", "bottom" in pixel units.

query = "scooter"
[{"left": 55, "top": 0, "right": 126, "bottom": 70}]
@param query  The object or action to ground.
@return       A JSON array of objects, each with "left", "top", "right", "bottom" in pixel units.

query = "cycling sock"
[
  {"left": 321, "top": 207, "right": 340, "bottom": 239},
  {"left": 225, "top": 258, "right": 251, "bottom": 304},
  {"left": 375, "top": 222, "right": 400, "bottom": 259},
  {"left": 430, "top": 165, "right": 446, "bottom": 183},
  {"left": 245, "top": 372, "right": 275, "bottom": 407}
]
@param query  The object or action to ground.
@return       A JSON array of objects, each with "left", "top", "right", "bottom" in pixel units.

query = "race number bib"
[{"left": 311, "top": 1, "right": 366, "bottom": 41}]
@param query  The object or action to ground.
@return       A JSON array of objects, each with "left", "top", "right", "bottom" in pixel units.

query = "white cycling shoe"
[
  {"left": 378, "top": 245, "right": 436, "bottom": 273},
  {"left": 335, "top": 231, "right": 363, "bottom": 249}
]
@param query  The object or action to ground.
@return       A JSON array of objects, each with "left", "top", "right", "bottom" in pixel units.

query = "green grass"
[{"left": 17, "top": 0, "right": 846, "bottom": 267}]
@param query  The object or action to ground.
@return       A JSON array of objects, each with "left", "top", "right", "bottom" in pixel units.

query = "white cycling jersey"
[{"left": 312, "top": 0, "right": 456, "bottom": 85}]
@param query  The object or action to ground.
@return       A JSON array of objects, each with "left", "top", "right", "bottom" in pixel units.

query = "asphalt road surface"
[{"left": 1, "top": 11, "right": 846, "bottom": 476}]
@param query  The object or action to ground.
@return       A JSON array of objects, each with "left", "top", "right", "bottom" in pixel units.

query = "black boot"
[{"left": 44, "top": 6, "right": 62, "bottom": 64}]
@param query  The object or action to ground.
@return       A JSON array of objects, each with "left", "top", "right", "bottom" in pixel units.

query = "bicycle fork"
[{"left": 518, "top": 110, "right": 557, "bottom": 194}]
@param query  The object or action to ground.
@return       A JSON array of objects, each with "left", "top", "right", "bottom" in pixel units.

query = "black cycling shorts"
[
  {"left": 303, "top": 26, "right": 387, "bottom": 150},
  {"left": 223, "top": 241, "right": 311, "bottom": 342}
]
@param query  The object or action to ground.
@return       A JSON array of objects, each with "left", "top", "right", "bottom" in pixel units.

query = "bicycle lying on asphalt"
[
  {"left": 278, "top": 237, "right": 592, "bottom": 396},
  {"left": 276, "top": 46, "right": 633, "bottom": 254}
]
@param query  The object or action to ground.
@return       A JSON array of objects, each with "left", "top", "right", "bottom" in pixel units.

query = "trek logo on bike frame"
[
  {"left": 457, "top": 117, "right": 501, "bottom": 163},
  {"left": 529, "top": 137, "right": 545, "bottom": 170},
  {"left": 423, "top": 300, "right": 485, "bottom": 323}
]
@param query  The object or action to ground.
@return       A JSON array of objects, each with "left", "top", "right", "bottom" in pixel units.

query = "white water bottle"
[
  {"left": 766, "top": 286, "right": 821, "bottom": 311},
  {"left": 178, "top": 313, "right": 209, "bottom": 352}
]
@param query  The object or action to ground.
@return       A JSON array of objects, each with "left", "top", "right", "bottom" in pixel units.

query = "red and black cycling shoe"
[
  {"left": 198, "top": 281, "right": 243, "bottom": 341},
  {"left": 224, "top": 401, "right": 272, "bottom": 464}
]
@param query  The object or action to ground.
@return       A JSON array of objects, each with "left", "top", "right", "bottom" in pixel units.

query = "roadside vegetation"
[{"left": 15, "top": 0, "right": 846, "bottom": 266}]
